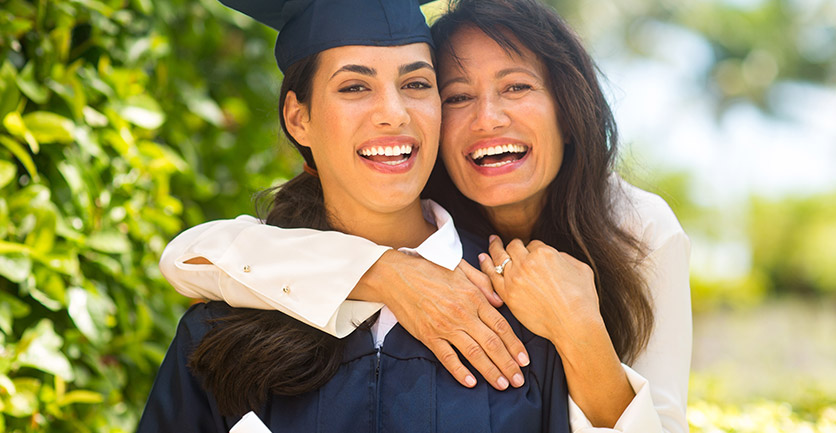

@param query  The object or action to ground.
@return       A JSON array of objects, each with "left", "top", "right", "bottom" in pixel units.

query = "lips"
[
  {"left": 464, "top": 139, "right": 530, "bottom": 170},
  {"left": 357, "top": 136, "right": 419, "bottom": 173}
]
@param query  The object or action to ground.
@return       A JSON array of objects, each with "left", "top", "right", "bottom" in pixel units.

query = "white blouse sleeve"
[
  {"left": 159, "top": 215, "right": 390, "bottom": 337},
  {"left": 568, "top": 181, "right": 692, "bottom": 433}
]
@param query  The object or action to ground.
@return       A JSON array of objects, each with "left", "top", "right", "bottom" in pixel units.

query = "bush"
[{"left": 0, "top": 0, "right": 293, "bottom": 430}]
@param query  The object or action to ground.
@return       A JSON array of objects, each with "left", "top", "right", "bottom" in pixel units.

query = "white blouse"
[{"left": 159, "top": 178, "right": 692, "bottom": 433}]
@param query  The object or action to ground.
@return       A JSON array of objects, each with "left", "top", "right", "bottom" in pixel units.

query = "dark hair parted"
[
  {"left": 425, "top": 0, "right": 654, "bottom": 364},
  {"left": 188, "top": 53, "right": 348, "bottom": 417}
]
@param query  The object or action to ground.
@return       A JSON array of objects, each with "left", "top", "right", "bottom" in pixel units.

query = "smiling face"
[
  {"left": 438, "top": 26, "right": 563, "bottom": 214},
  {"left": 286, "top": 43, "right": 440, "bottom": 221}
]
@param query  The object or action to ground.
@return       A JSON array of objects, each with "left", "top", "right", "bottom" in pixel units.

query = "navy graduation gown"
[{"left": 137, "top": 231, "right": 570, "bottom": 432}]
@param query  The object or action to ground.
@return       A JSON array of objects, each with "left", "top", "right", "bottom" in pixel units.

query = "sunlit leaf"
[
  {"left": 0, "top": 252, "right": 31, "bottom": 283},
  {"left": 117, "top": 94, "right": 165, "bottom": 129},
  {"left": 0, "top": 135, "right": 38, "bottom": 180},
  {"left": 22, "top": 111, "right": 75, "bottom": 144},
  {"left": 17, "top": 320, "right": 74, "bottom": 380},
  {"left": 2, "top": 112, "right": 39, "bottom": 153},
  {"left": 56, "top": 390, "right": 104, "bottom": 406},
  {"left": 4, "top": 378, "right": 40, "bottom": 417},
  {"left": 0, "top": 159, "right": 16, "bottom": 189},
  {"left": 68, "top": 287, "right": 115, "bottom": 346},
  {"left": 87, "top": 230, "right": 131, "bottom": 254},
  {"left": 25, "top": 208, "right": 57, "bottom": 253}
]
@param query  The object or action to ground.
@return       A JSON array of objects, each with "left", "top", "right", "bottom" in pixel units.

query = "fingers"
[
  {"left": 425, "top": 340, "right": 478, "bottom": 388},
  {"left": 459, "top": 259, "right": 503, "bottom": 307},
  {"left": 505, "top": 238, "right": 530, "bottom": 263},
  {"left": 478, "top": 252, "right": 505, "bottom": 299},
  {"left": 446, "top": 317, "right": 526, "bottom": 390},
  {"left": 477, "top": 302, "right": 530, "bottom": 371}
]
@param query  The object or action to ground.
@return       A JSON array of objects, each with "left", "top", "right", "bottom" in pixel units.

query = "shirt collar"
[{"left": 397, "top": 200, "right": 462, "bottom": 271}]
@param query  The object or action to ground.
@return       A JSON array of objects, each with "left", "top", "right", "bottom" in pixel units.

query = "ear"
[{"left": 283, "top": 90, "right": 311, "bottom": 147}]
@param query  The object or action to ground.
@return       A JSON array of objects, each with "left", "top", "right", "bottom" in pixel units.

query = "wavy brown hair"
[
  {"left": 187, "top": 53, "right": 351, "bottom": 417},
  {"left": 424, "top": 0, "right": 654, "bottom": 364}
]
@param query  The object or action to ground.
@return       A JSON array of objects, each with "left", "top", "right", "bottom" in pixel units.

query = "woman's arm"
[
  {"left": 479, "top": 195, "right": 691, "bottom": 432},
  {"left": 160, "top": 217, "right": 529, "bottom": 390}
]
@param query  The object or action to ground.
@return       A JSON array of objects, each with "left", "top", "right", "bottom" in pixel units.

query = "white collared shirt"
[{"left": 369, "top": 200, "right": 462, "bottom": 347}]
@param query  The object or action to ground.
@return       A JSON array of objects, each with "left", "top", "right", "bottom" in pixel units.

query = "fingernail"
[
  {"left": 518, "top": 352, "right": 530, "bottom": 366},
  {"left": 512, "top": 373, "right": 524, "bottom": 387},
  {"left": 489, "top": 235, "right": 498, "bottom": 242},
  {"left": 497, "top": 376, "right": 510, "bottom": 390},
  {"left": 478, "top": 253, "right": 489, "bottom": 263},
  {"left": 493, "top": 292, "right": 503, "bottom": 304},
  {"left": 465, "top": 375, "right": 477, "bottom": 387}
]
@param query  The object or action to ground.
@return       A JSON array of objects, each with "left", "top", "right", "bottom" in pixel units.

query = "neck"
[
  {"left": 327, "top": 199, "right": 436, "bottom": 250},
  {"left": 483, "top": 193, "right": 546, "bottom": 243}
]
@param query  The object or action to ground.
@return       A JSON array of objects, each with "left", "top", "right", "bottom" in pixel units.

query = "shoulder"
[
  {"left": 609, "top": 174, "right": 688, "bottom": 251},
  {"left": 174, "top": 301, "right": 232, "bottom": 345}
]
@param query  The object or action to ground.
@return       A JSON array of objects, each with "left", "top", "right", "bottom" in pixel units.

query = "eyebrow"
[
  {"left": 399, "top": 61, "right": 434, "bottom": 75},
  {"left": 331, "top": 64, "right": 376, "bottom": 79},
  {"left": 440, "top": 67, "right": 540, "bottom": 91},
  {"left": 330, "top": 61, "right": 434, "bottom": 80}
]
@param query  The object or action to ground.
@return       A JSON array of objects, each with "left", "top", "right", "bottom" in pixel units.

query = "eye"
[
  {"left": 442, "top": 94, "right": 471, "bottom": 105},
  {"left": 339, "top": 84, "right": 369, "bottom": 93},
  {"left": 403, "top": 80, "right": 432, "bottom": 90},
  {"left": 506, "top": 83, "right": 533, "bottom": 93}
]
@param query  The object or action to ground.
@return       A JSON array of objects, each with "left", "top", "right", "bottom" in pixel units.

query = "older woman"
[{"left": 160, "top": 0, "right": 690, "bottom": 432}]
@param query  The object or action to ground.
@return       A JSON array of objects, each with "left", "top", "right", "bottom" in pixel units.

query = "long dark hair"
[
  {"left": 188, "top": 53, "right": 350, "bottom": 417},
  {"left": 424, "top": 0, "right": 654, "bottom": 364}
]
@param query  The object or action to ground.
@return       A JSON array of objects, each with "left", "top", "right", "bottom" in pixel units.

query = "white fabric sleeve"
[
  {"left": 569, "top": 184, "right": 692, "bottom": 433},
  {"left": 159, "top": 215, "right": 390, "bottom": 337}
]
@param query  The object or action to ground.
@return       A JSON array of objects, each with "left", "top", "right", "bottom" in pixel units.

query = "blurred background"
[{"left": 0, "top": 0, "right": 834, "bottom": 431}]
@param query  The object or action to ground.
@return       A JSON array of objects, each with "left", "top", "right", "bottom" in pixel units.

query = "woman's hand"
[
  {"left": 353, "top": 250, "right": 530, "bottom": 391},
  {"left": 478, "top": 236, "right": 603, "bottom": 345},
  {"left": 480, "top": 236, "right": 635, "bottom": 428}
]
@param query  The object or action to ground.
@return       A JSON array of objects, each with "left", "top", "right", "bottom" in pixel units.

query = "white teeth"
[
  {"left": 359, "top": 144, "right": 414, "bottom": 157},
  {"left": 469, "top": 144, "right": 527, "bottom": 160}
]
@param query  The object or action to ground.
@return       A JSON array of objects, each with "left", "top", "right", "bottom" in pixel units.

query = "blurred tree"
[
  {"left": 0, "top": 0, "right": 290, "bottom": 430},
  {"left": 549, "top": 0, "right": 836, "bottom": 117}
]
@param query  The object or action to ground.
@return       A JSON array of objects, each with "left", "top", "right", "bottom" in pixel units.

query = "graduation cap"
[{"left": 218, "top": 0, "right": 436, "bottom": 71}]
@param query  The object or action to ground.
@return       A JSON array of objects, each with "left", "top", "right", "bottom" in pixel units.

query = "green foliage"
[{"left": 0, "top": 0, "right": 294, "bottom": 430}]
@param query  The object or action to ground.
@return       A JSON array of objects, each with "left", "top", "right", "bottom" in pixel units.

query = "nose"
[
  {"left": 471, "top": 94, "right": 510, "bottom": 132},
  {"left": 371, "top": 87, "right": 410, "bottom": 128}
]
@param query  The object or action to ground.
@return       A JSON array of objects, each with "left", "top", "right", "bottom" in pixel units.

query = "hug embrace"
[{"left": 138, "top": 0, "right": 691, "bottom": 432}]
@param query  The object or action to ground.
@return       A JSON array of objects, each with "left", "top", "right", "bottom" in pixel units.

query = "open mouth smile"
[
  {"left": 358, "top": 144, "right": 415, "bottom": 165},
  {"left": 469, "top": 144, "right": 529, "bottom": 168}
]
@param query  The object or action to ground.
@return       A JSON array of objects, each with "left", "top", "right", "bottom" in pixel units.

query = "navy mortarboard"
[{"left": 217, "top": 0, "right": 435, "bottom": 71}]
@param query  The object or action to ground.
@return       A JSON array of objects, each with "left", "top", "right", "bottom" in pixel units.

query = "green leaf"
[
  {"left": 22, "top": 111, "right": 75, "bottom": 144},
  {"left": 87, "top": 230, "right": 131, "bottom": 254},
  {"left": 0, "top": 134, "right": 38, "bottom": 180},
  {"left": 16, "top": 319, "right": 74, "bottom": 380},
  {"left": 0, "top": 61, "right": 21, "bottom": 121},
  {"left": 2, "top": 112, "right": 39, "bottom": 153},
  {"left": 68, "top": 287, "right": 115, "bottom": 346},
  {"left": 82, "top": 105, "right": 108, "bottom": 127},
  {"left": 3, "top": 378, "right": 40, "bottom": 417},
  {"left": 25, "top": 208, "right": 57, "bottom": 254},
  {"left": 0, "top": 252, "right": 31, "bottom": 283},
  {"left": 0, "top": 291, "right": 31, "bottom": 335},
  {"left": 15, "top": 62, "right": 49, "bottom": 105},
  {"left": 57, "top": 390, "right": 104, "bottom": 406},
  {"left": 0, "top": 159, "right": 16, "bottom": 189},
  {"left": 117, "top": 94, "right": 165, "bottom": 129}
]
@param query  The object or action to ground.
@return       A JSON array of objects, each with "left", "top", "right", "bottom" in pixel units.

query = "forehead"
[
  {"left": 316, "top": 43, "right": 434, "bottom": 75},
  {"left": 438, "top": 26, "right": 542, "bottom": 78}
]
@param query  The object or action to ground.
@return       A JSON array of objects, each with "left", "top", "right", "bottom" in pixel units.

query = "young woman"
[
  {"left": 138, "top": 0, "right": 570, "bottom": 431},
  {"left": 159, "top": 0, "right": 691, "bottom": 432}
]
